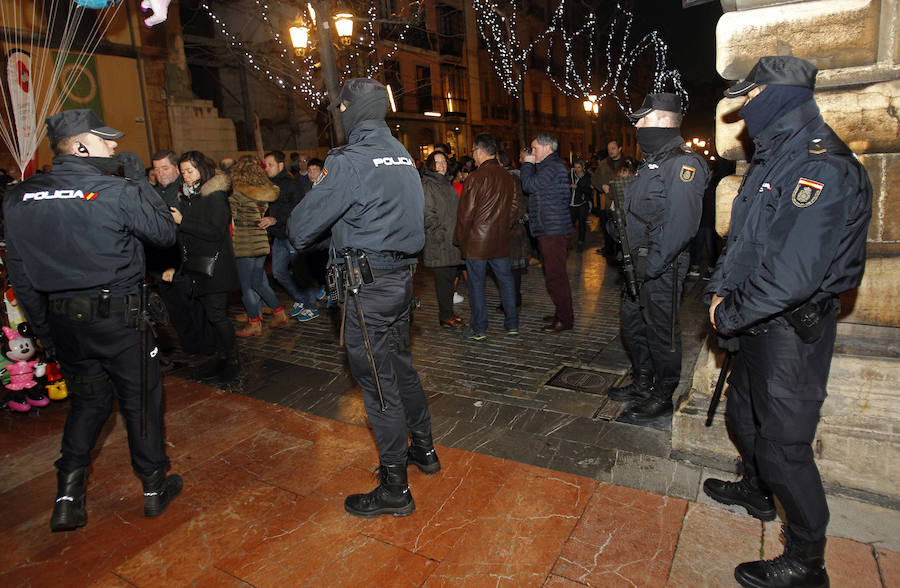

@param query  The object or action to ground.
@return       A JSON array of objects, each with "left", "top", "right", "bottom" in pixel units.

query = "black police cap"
[
  {"left": 627, "top": 93, "right": 682, "bottom": 122},
  {"left": 725, "top": 56, "right": 818, "bottom": 98},
  {"left": 331, "top": 78, "right": 387, "bottom": 110},
  {"left": 46, "top": 109, "right": 124, "bottom": 143}
]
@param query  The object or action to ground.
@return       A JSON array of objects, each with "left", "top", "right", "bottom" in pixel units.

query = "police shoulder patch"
[
  {"left": 791, "top": 177, "right": 823, "bottom": 208},
  {"left": 679, "top": 164, "right": 696, "bottom": 183},
  {"left": 314, "top": 167, "right": 327, "bottom": 186}
]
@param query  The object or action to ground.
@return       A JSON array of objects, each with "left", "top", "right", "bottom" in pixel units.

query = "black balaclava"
[
  {"left": 739, "top": 84, "right": 813, "bottom": 138},
  {"left": 340, "top": 88, "right": 389, "bottom": 137},
  {"left": 636, "top": 127, "right": 680, "bottom": 155}
]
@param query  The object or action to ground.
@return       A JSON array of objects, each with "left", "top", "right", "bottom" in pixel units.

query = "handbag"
[{"left": 182, "top": 246, "right": 219, "bottom": 278}]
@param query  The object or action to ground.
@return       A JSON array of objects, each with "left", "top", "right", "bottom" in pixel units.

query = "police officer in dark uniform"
[
  {"left": 704, "top": 56, "right": 872, "bottom": 588},
  {"left": 608, "top": 93, "right": 708, "bottom": 421},
  {"left": 3, "top": 110, "right": 183, "bottom": 532},
  {"left": 288, "top": 78, "right": 438, "bottom": 518}
]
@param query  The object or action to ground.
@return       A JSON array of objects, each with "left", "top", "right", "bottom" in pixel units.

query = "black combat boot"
[
  {"left": 703, "top": 476, "right": 777, "bottom": 521},
  {"left": 608, "top": 370, "right": 653, "bottom": 403},
  {"left": 735, "top": 528, "right": 828, "bottom": 588},
  {"left": 344, "top": 464, "right": 415, "bottom": 518},
  {"left": 140, "top": 469, "right": 183, "bottom": 517},
  {"left": 408, "top": 430, "right": 441, "bottom": 474},
  {"left": 620, "top": 386, "right": 674, "bottom": 421},
  {"left": 50, "top": 468, "right": 88, "bottom": 532}
]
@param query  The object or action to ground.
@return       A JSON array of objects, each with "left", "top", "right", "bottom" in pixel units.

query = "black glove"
[
  {"left": 118, "top": 152, "right": 146, "bottom": 181},
  {"left": 716, "top": 334, "right": 740, "bottom": 353}
]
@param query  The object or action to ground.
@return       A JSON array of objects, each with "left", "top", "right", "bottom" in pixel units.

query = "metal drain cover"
[
  {"left": 544, "top": 366, "right": 621, "bottom": 396},
  {"left": 543, "top": 366, "right": 626, "bottom": 421}
]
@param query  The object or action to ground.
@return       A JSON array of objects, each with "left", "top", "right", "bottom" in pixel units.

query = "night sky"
[{"left": 632, "top": 0, "right": 725, "bottom": 141}]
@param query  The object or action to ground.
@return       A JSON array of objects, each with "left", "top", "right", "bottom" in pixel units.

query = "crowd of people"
[{"left": 1, "top": 55, "right": 875, "bottom": 588}]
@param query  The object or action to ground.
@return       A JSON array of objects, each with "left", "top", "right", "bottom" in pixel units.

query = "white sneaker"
[{"left": 453, "top": 292, "right": 464, "bottom": 304}]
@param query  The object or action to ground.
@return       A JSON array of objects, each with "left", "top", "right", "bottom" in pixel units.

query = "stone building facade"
[{"left": 673, "top": 0, "right": 900, "bottom": 505}]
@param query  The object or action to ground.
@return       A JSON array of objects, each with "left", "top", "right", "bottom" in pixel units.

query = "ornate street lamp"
[
  {"left": 289, "top": 24, "right": 311, "bottom": 56},
  {"left": 333, "top": 12, "right": 354, "bottom": 44}
]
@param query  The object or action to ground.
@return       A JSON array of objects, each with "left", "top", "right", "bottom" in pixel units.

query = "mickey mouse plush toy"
[{"left": 1, "top": 323, "right": 50, "bottom": 412}]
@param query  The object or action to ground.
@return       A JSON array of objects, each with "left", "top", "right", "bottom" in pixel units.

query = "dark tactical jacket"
[
  {"left": 3, "top": 155, "right": 175, "bottom": 339},
  {"left": 288, "top": 120, "right": 424, "bottom": 269},
  {"left": 625, "top": 136, "right": 708, "bottom": 280},
  {"left": 707, "top": 100, "right": 872, "bottom": 335}
]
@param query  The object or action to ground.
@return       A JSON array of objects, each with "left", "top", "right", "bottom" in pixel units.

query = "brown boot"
[
  {"left": 236, "top": 318, "right": 263, "bottom": 337},
  {"left": 268, "top": 307, "right": 290, "bottom": 328}
]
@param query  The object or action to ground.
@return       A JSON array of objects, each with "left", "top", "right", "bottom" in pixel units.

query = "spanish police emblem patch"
[
  {"left": 314, "top": 167, "right": 327, "bottom": 186},
  {"left": 791, "top": 178, "right": 823, "bottom": 208},
  {"left": 680, "top": 165, "right": 695, "bottom": 182}
]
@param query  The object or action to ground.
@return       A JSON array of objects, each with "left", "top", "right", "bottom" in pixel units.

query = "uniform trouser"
[
  {"left": 432, "top": 265, "right": 457, "bottom": 321},
  {"left": 343, "top": 269, "right": 431, "bottom": 466},
  {"left": 620, "top": 251, "right": 688, "bottom": 391},
  {"left": 726, "top": 317, "right": 835, "bottom": 542},
  {"left": 537, "top": 234, "right": 574, "bottom": 326},
  {"left": 48, "top": 310, "right": 168, "bottom": 475}
]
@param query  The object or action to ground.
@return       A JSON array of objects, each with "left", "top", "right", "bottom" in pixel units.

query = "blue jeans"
[
  {"left": 465, "top": 257, "right": 519, "bottom": 334},
  {"left": 236, "top": 256, "right": 282, "bottom": 319},
  {"left": 271, "top": 238, "right": 316, "bottom": 307}
]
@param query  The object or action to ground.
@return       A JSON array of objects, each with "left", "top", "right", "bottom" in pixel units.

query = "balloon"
[
  {"left": 72, "top": 0, "right": 122, "bottom": 8},
  {"left": 141, "top": 0, "right": 172, "bottom": 28}
]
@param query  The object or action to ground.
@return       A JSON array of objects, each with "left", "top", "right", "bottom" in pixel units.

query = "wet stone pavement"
[
  {"left": 167, "top": 225, "right": 708, "bottom": 496},
  {"left": 3, "top": 225, "right": 899, "bottom": 586}
]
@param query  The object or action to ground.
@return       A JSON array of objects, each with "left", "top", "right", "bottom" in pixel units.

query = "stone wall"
[
  {"left": 167, "top": 99, "right": 238, "bottom": 164},
  {"left": 714, "top": 0, "right": 900, "bottom": 327},
  {"left": 673, "top": 0, "right": 900, "bottom": 504}
]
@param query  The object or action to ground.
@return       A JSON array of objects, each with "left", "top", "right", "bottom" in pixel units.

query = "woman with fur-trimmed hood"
[
  {"left": 168, "top": 150, "right": 239, "bottom": 381},
  {"left": 228, "top": 155, "right": 289, "bottom": 336}
]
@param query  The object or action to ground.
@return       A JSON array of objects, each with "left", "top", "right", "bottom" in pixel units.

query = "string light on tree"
[
  {"left": 473, "top": 1, "right": 687, "bottom": 115},
  {"left": 200, "top": 1, "right": 422, "bottom": 107}
]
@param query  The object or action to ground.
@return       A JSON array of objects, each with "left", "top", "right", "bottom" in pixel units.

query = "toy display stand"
[{"left": 0, "top": 243, "right": 69, "bottom": 411}]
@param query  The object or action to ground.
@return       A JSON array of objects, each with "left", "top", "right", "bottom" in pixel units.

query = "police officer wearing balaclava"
[
  {"left": 288, "top": 78, "right": 438, "bottom": 517},
  {"left": 705, "top": 56, "right": 872, "bottom": 588},
  {"left": 608, "top": 93, "right": 708, "bottom": 422}
]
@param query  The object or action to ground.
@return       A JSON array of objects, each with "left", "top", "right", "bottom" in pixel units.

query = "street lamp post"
[
  {"left": 583, "top": 94, "right": 600, "bottom": 153},
  {"left": 289, "top": 1, "right": 355, "bottom": 145}
]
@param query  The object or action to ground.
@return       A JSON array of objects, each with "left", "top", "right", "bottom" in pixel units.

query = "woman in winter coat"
[
  {"left": 422, "top": 151, "right": 465, "bottom": 328},
  {"left": 229, "top": 155, "right": 288, "bottom": 337},
  {"left": 167, "top": 151, "right": 239, "bottom": 381},
  {"left": 569, "top": 159, "right": 593, "bottom": 252}
]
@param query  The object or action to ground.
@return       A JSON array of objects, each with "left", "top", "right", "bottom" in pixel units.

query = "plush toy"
[
  {"left": 141, "top": 0, "right": 172, "bottom": 28},
  {"left": 1, "top": 323, "right": 49, "bottom": 412},
  {"left": 43, "top": 361, "right": 69, "bottom": 401}
]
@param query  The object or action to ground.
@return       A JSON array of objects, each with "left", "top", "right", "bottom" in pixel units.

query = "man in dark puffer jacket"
[{"left": 521, "top": 131, "right": 575, "bottom": 333}]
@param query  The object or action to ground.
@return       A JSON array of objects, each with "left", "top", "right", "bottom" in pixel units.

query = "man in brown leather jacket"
[{"left": 453, "top": 133, "right": 519, "bottom": 340}]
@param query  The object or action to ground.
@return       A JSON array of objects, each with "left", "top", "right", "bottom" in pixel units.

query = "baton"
[
  {"left": 670, "top": 256, "right": 679, "bottom": 352},
  {"left": 352, "top": 291, "right": 386, "bottom": 412},
  {"left": 139, "top": 282, "right": 149, "bottom": 438},
  {"left": 705, "top": 351, "right": 733, "bottom": 427}
]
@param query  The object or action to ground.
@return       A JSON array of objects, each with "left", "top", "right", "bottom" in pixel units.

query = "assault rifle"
[{"left": 609, "top": 178, "right": 640, "bottom": 300}]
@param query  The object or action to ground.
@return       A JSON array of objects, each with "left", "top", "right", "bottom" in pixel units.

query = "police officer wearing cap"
[
  {"left": 288, "top": 78, "right": 438, "bottom": 518},
  {"left": 608, "top": 92, "right": 708, "bottom": 422},
  {"left": 704, "top": 56, "right": 872, "bottom": 587},
  {"left": 3, "top": 109, "right": 183, "bottom": 532}
]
